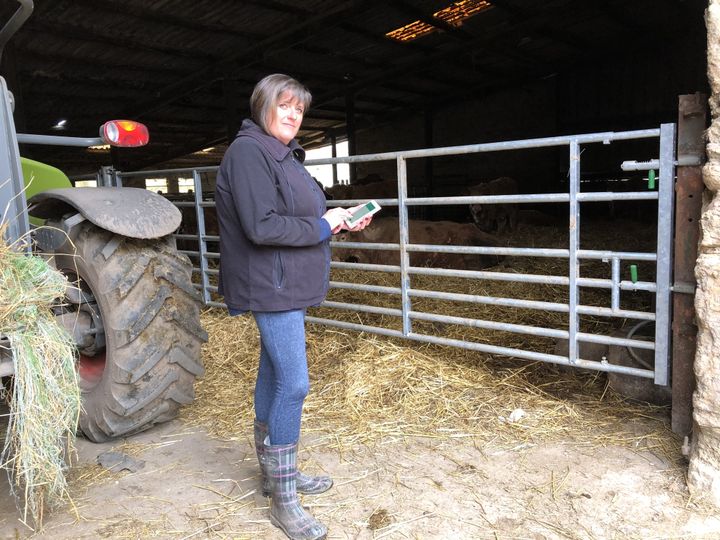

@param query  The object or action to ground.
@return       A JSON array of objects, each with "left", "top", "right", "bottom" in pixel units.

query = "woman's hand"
[{"left": 322, "top": 207, "right": 353, "bottom": 234}]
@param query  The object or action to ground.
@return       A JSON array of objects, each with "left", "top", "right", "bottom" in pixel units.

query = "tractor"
[{"left": 0, "top": 0, "right": 207, "bottom": 443}]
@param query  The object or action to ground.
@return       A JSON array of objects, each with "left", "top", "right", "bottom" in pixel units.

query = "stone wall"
[{"left": 688, "top": 0, "right": 720, "bottom": 508}]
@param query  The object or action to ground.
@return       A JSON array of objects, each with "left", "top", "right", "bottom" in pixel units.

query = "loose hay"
[
  {"left": 0, "top": 228, "right": 81, "bottom": 528},
  {"left": 185, "top": 309, "right": 680, "bottom": 463}
]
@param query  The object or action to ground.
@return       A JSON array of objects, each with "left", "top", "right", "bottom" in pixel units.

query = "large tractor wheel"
[{"left": 52, "top": 221, "right": 207, "bottom": 442}]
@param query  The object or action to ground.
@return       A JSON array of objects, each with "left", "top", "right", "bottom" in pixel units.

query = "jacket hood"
[{"left": 236, "top": 119, "right": 305, "bottom": 163}]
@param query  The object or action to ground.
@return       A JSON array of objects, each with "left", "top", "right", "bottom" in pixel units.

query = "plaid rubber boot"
[
  {"left": 263, "top": 437, "right": 328, "bottom": 540},
  {"left": 254, "top": 420, "right": 333, "bottom": 497}
]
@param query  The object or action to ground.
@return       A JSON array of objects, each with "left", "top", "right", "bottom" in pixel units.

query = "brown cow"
[
  {"left": 177, "top": 203, "right": 219, "bottom": 238},
  {"left": 172, "top": 198, "right": 220, "bottom": 263},
  {"left": 333, "top": 217, "right": 502, "bottom": 270},
  {"left": 326, "top": 178, "right": 397, "bottom": 201},
  {"left": 466, "top": 176, "right": 519, "bottom": 234}
]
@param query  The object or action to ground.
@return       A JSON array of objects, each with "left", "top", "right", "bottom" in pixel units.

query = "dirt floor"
[{"left": 1, "top": 413, "right": 719, "bottom": 540}]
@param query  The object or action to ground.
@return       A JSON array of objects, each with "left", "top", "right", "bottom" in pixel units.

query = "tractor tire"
[{"left": 53, "top": 222, "right": 207, "bottom": 442}]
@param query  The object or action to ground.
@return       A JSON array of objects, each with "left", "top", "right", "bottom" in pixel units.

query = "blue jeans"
[{"left": 252, "top": 310, "right": 309, "bottom": 445}]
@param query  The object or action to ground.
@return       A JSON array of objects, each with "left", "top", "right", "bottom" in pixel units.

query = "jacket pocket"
[{"left": 273, "top": 251, "right": 285, "bottom": 289}]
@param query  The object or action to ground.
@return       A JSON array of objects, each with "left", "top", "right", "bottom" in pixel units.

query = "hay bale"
[{"left": 0, "top": 226, "right": 80, "bottom": 528}]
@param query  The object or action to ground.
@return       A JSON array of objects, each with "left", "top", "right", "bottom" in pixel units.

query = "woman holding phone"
[{"left": 214, "top": 73, "right": 373, "bottom": 540}]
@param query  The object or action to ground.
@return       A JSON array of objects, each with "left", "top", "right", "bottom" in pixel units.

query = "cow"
[
  {"left": 176, "top": 203, "right": 219, "bottom": 239},
  {"left": 332, "top": 217, "right": 503, "bottom": 270},
  {"left": 171, "top": 197, "right": 220, "bottom": 264},
  {"left": 466, "top": 176, "right": 519, "bottom": 234},
  {"left": 326, "top": 177, "right": 398, "bottom": 201}
]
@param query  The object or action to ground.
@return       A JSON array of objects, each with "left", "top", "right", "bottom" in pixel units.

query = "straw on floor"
[
  {"left": 185, "top": 219, "right": 676, "bottom": 459},
  {"left": 185, "top": 307, "right": 678, "bottom": 463}
]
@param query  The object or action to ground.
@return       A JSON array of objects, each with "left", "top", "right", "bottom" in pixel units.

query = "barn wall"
[
  {"left": 354, "top": 79, "right": 558, "bottom": 200},
  {"left": 688, "top": 0, "right": 720, "bottom": 509}
]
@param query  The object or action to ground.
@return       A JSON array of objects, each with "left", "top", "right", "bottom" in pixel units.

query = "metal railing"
[{"left": 116, "top": 125, "right": 676, "bottom": 385}]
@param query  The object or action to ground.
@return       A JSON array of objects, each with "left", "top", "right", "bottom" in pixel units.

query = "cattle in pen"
[
  {"left": 332, "top": 217, "right": 503, "bottom": 270},
  {"left": 326, "top": 177, "right": 398, "bottom": 201},
  {"left": 466, "top": 176, "right": 519, "bottom": 234}
]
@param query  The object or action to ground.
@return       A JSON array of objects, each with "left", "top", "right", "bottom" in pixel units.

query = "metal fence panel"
[{"left": 116, "top": 126, "right": 675, "bottom": 385}]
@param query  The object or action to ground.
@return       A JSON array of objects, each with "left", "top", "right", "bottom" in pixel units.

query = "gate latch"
[{"left": 672, "top": 281, "right": 696, "bottom": 295}]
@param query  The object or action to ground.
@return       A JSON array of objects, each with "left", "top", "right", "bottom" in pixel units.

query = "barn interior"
[{"left": 0, "top": 2, "right": 716, "bottom": 534}]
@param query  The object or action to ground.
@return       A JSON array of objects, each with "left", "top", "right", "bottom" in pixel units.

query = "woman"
[{"left": 215, "top": 74, "right": 372, "bottom": 540}]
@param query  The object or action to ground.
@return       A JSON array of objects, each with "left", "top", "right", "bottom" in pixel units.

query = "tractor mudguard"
[{"left": 28, "top": 187, "right": 182, "bottom": 239}]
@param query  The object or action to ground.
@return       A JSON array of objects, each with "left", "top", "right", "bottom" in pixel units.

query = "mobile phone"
[{"left": 345, "top": 200, "right": 381, "bottom": 227}]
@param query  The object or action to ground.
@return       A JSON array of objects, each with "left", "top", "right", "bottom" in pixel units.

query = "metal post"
[
  {"left": 611, "top": 257, "right": 620, "bottom": 311},
  {"left": 193, "top": 169, "right": 211, "bottom": 305},
  {"left": 568, "top": 140, "right": 581, "bottom": 363},
  {"left": 99, "top": 165, "right": 115, "bottom": 187},
  {"left": 397, "top": 156, "right": 412, "bottom": 336},
  {"left": 671, "top": 94, "right": 706, "bottom": 435},
  {"left": 654, "top": 123, "right": 677, "bottom": 386},
  {"left": 0, "top": 76, "right": 29, "bottom": 250}
]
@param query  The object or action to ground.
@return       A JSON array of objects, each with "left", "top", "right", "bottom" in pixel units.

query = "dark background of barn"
[{"left": 0, "top": 0, "right": 709, "bottom": 220}]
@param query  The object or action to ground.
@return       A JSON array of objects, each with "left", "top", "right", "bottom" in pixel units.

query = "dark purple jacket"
[{"left": 215, "top": 119, "right": 331, "bottom": 312}]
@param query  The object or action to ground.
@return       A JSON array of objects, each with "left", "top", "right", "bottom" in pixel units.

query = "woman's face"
[{"left": 267, "top": 91, "right": 304, "bottom": 145}]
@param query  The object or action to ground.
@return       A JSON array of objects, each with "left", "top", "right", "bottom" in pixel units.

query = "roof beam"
[
  {"left": 126, "top": 0, "right": 370, "bottom": 119},
  {"left": 24, "top": 20, "right": 215, "bottom": 62}
]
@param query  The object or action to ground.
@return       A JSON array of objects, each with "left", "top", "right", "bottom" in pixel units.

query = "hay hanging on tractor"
[{"left": 0, "top": 225, "right": 80, "bottom": 528}]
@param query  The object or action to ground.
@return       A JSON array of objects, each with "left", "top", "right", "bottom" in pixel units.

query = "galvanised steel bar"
[
  {"left": 305, "top": 316, "right": 655, "bottom": 379},
  {"left": 328, "top": 191, "right": 659, "bottom": 208},
  {"left": 611, "top": 257, "right": 621, "bottom": 311},
  {"left": 409, "top": 310, "right": 568, "bottom": 340},
  {"left": 192, "top": 169, "right": 211, "bottom": 306},
  {"left": 568, "top": 139, "right": 581, "bottom": 365},
  {"left": 118, "top": 166, "right": 218, "bottom": 177},
  {"left": 576, "top": 332, "right": 654, "bottom": 350},
  {"left": 322, "top": 301, "right": 402, "bottom": 317},
  {"left": 329, "top": 281, "right": 401, "bottom": 295},
  {"left": 405, "top": 288, "right": 655, "bottom": 321},
  {"left": 653, "top": 123, "right": 677, "bottom": 386},
  {"left": 409, "top": 310, "right": 654, "bottom": 350},
  {"left": 305, "top": 128, "right": 661, "bottom": 166},
  {"left": 322, "top": 299, "right": 655, "bottom": 351},
  {"left": 331, "top": 240, "right": 657, "bottom": 261},
  {"left": 397, "top": 156, "right": 412, "bottom": 336},
  {"left": 578, "top": 192, "right": 658, "bottom": 203},
  {"left": 331, "top": 259, "right": 658, "bottom": 292},
  {"left": 0, "top": 0, "right": 32, "bottom": 60}
]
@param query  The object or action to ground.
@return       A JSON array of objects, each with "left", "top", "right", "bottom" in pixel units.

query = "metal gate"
[{"left": 116, "top": 124, "right": 676, "bottom": 385}]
